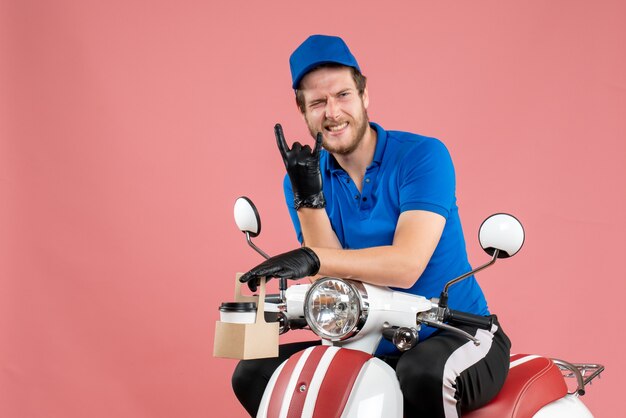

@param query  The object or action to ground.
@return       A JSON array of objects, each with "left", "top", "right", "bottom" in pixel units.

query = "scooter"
[{"left": 229, "top": 196, "right": 604, "bottom": 418}]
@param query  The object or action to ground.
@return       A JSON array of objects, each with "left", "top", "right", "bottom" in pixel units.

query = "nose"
[{"left": 324, "top": 98, "right": 340, "bottom": 120}]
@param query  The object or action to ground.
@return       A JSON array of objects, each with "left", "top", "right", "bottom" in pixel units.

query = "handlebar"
[
  {"left": 445, "top": 310, "right": 494, "bottom": 330},
  {"left": 264, "top": 294, "right": 283, "bottom": 304}
]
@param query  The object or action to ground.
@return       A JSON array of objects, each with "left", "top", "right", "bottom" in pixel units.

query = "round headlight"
[{"left": 304, "top": 278, "right": 368, "bottom": 341}]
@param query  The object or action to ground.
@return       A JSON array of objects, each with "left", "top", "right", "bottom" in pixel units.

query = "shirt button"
[
  {"left": 365, "top": 178, "right": 370, "bottom": 183},
  {"left": 354, "top": 195, "right": 359, "bottom": 200},
  {"left": 362, "top": 197, "right": 368, "bottom": 202}
]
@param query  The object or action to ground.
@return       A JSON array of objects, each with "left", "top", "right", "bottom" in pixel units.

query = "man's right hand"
[
  {"left": 239, "top": 247, "right": 321, "bottom": 292},
  {"left": 275, "top": 123, "right": 326, "bottom": 210}
]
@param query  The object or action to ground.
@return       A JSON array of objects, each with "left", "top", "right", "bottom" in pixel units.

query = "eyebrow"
[
  {"left": 308, "top": 98, "right": 326, "bottom": 106},
  {"left": 307, "top": 87, "right": 356, "bottom": 106}
]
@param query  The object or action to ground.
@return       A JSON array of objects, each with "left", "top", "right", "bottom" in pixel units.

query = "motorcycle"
[{"left": 226, "top": 196, "right": 604, "bottom": 417}]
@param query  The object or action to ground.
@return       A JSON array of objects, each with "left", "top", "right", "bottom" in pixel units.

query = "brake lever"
[{"left": 417, "top": 313, "right": 481, "bottom": 346}]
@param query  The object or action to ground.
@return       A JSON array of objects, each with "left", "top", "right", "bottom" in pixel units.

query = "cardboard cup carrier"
[{"left": 213, "top": 274, "right": 279, "bottom": 359}]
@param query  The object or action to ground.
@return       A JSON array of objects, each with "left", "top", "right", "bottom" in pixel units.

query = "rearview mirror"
[
  {"left": 234, "top": 196, "right": 261, "bottom": 237},
  {"left": 478, "top": 214, "right": 525, "bottom": 258}
]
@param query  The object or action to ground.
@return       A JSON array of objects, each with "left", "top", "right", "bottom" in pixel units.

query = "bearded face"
[{"left": 299, "top": 66, "right": 370, "bottom": 156}]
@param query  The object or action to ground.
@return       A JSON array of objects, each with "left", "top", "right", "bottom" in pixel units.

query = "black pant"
[{"left": 232, "top": 316, "right": 510, "bottom": 417}]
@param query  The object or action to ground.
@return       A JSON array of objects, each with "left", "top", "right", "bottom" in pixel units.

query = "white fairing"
[
  {"left": 234, "top": 197, "right": 260, "bottom": 235},
  {"left": 286, "top": 282, "right": 432, "bottom": 354},
  {"left": 479, "top": 213, "right": 524, "bottom": 257},
  {"left": 285, "top": 284, "right": 310, "bottom": 318},
  {"left": 332, "top": 284, "right": 431, "bottom": 353},
  {"left": 340, "top": 357, "right": 403, "bottom": 418},
  {"left": 533, "top": 395, "right": 594, "bottom": 418}
]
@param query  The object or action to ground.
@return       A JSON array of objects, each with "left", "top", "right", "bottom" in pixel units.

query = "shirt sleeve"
[
  {"left": 398, "top": 138, "right": 456, "bottom": 219},
  {"left": 283, "top": 175, "right": 304, "bottom": 244}
]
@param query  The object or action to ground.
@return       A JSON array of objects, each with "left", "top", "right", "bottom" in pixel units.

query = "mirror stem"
[
  {"left": 439, "top": 249, "right": 499, "bottom": 308},
  {"left": 245, "top": 232, "right": 270, "bottom": 260}
]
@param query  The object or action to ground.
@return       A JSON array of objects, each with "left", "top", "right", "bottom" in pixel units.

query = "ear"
[{"left": 362, "top": 87, "right": 369, "bottom": 109}]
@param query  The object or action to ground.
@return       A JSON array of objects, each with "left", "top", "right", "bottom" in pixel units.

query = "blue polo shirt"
[{"left": 283, "top": 123, "right": 489, "bottom": 352}]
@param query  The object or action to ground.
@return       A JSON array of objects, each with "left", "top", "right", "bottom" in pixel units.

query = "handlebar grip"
[
  {"left": 446, "top": 310, "right": 494, "bottom": 330},
  {"left": 264, "top": 294, "right": 283, "bottom": 304}
]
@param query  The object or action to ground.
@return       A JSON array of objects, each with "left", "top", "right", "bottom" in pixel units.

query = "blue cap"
[{"left": 289, "top": 35, "right": 361, "bottom": 89}]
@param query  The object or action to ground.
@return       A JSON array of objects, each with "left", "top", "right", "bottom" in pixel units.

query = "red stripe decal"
[
  {"left": 312, "top": 349, "right": 372, "bottom": 418},
  {"left": 267, "top": 349, "right": 305, "bottom": 418},
  {"left": 286, "top": 346, "right": 330, "bottom": 418}
]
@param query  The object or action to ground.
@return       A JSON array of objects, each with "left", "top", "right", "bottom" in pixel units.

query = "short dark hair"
[{"left": 295, "top": 64, "right": 367, "bottom": 113}]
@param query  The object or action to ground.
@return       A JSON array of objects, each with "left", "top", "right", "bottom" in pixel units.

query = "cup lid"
[{"left": 219, "top": 302, "right": 257, "bottom": 312}]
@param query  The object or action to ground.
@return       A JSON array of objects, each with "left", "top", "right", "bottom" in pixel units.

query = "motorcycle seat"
[{"left": 464, "top": 354, "right": 568, "bottom": 418}]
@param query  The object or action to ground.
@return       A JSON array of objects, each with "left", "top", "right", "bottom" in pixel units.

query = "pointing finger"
[
  {"left": 275, "top": 124, "right": 290, "bottom": 160},
  {"left": 313, "top": 132, "right": 323, "bottom": 155}
]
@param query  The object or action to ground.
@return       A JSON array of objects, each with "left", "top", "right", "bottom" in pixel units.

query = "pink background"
[{"left": 1, "top": 1, "right": 624, "bottom": 417}]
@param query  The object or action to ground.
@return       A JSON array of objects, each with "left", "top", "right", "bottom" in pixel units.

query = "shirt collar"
[
  {"left": 370, "top": 122, "right": 387, "bottom": 165},
  {"left": 324, "top": 122, "right": 388, "bottom": 173}
]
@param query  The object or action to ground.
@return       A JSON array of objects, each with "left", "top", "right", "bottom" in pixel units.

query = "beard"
[{"left": 305, "top": 106, "right": 370, "bottom": 156}]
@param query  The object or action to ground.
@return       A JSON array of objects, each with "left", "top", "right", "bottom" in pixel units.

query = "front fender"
[{"left": 257, "top": 346, "right": 402, "bottom": 418}]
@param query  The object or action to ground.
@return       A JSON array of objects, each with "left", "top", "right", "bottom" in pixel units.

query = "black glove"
[
  {"left": 239, "top": 247, "right": 321, "bottom": 292},
  {"left": 275, "top": 124, "right": 326, "bottom": 210}
]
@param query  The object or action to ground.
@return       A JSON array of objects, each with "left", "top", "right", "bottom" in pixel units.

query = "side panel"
[
  {"left": 340, "top": 358, "right": 403, "bottom": 418},
  {"left": 258, "top": 346, "right": 365, "bottom": 418},
  {"left": 257, "top": 347, "right": 402, "bottom": 418},
  {"left": 257, "top": 361, "right": 287, "bottom": 418},
  {"left": 533, "top": 395, "right": 594, "bottom": 418}
]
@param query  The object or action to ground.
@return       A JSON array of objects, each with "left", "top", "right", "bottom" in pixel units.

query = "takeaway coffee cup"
[
  {"left": 263, "top": 302, "right": 280, "bottom": 323},
  {"left": 219, "top": 302, "right": 257, "bottom": 324}
]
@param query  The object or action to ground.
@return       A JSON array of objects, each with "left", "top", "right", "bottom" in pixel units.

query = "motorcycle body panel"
[
  {"left": 533, "top": 396, "right": 593, "bottom": 418},
  {"left": 340, "top": 356, "right": 402, "bottom": 418},
  {"left": 257, "top": 346, "right": 402, "bottom": 418}
]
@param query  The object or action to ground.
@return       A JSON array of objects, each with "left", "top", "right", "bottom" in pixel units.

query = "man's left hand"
[
  {"left": 275, "top": 124, "right": 325, "bottom": 210},
  {"left": 239, "top": 247, "right": 321, "bottom": 292}
]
